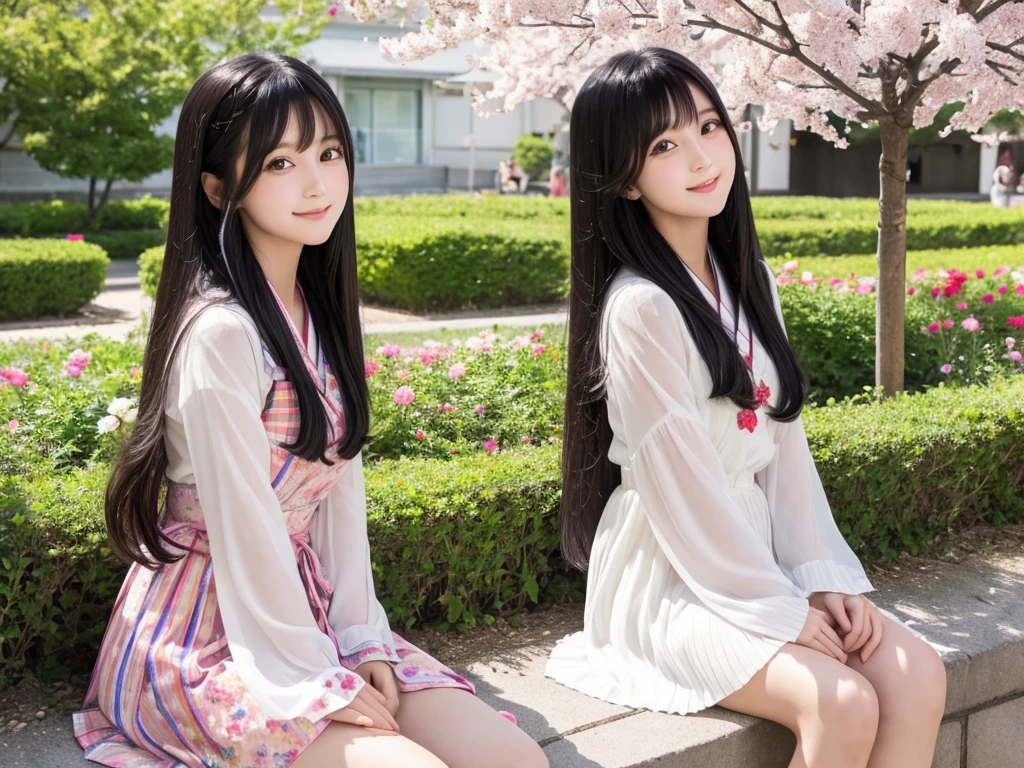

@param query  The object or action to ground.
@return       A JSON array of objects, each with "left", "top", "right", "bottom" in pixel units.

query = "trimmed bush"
[
  {"left": 512, "top": 135, "right": 554, "bottom": 179},
  {"left": 0, "top": 240, "right": 108, "bottom": 320},
  {"left": 84, "top": 229, "right": 166, "bottom": 261},
  {"left": 140, "top": 219, "right": 570, "bottom": 312},
  {"left": 0, "top": 197, "right": 168, "bottom": 237},
  {"left": 3, "top": 376, "right": 1024, "bottom": 686}
]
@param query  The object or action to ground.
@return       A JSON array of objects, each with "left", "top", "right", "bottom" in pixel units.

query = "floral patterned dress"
[{"left": 74, "top": 284, "right": 473, "bottom": 768}]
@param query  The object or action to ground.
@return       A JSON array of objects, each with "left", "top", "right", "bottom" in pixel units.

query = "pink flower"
[
  {"left": 783, "top": 259, "right": 799, "bottom": 273},
  {"left": 962, "top": 317, "right": 981, "bottom": 332},
  {"left": 1010, "top": 351, "right": 1023, "bottom": 362},
  {"left": 522, "top": 436, "right": 531, "bottom": 444},
  {"left": 448, "top": 363, "right": 466, "bottom": 381},
  {"left": 328, "top": 3, "right": 339, "bottom": 14},
  {"left": 1008, "top": 316, "right": 1024, "bottom": 329},
  {"left": 364, "top": 359, "right": 381, "bottom": 378},
  {"left": 982, "top": 294, "right": 994, "bottom": 304},
  {"left": 442, "top": 403, "right": 456, "bottom": 413},
  {"left": 976, "top": 269, "right": 985, "bottom": 279},
  {"left": 0, "top": 367, "right": 28, "bottom": 388},
  {"left": 800, "top": 271, "right": 815, "bottom": 285},
  {"left": 1017, "top": 284, "right": 1024, "bottom": 296},
  {"left": 64, "top": 348, "right": 92, "bottom": 377},
  {"left": 530, "top": 330, "right": 545, "bottom": 341},
  {"left": 393, "top": 386, "right": 416, "bottom": 406},
  {"left": 65, "top": 233, "right": 84, "bottom": 241},
  {"left": 1007, "top": 337, "right": 1016, "bottom": 349},
  {"left": 855, "top": 284, "right": 873, "bottom": 295},
  {"left": 7, "top": 419, "right": 17, "bottom": 433},
  {"left": 907, "top": 286, "right": 915, "bottom": 296},
  {"left": 129, "top": 366, "right": 141, "bottom": 379},
  {"left": 416, "top": 429, "right": 426, "bottom": 441},
  {"left": 998, "top": 285, "right": 1008, "bottom": 295},
  {"left": 531, "top": 344, "right": 546, "bottom": 356},
  {"left": 931, "top": 286, "right": 941, "bottom": 298},
  {"left": 482, "top": 439, "right": 498, "bottom": 453},
  {"left": 377, "top": 344, "right": 401, "bottom": 357},
  {"left": 957, "top": 302, "right": 968, "bottom": 310},
  {"left": 475, "top": 405, "right": 485, "bottom": 415},
  {"left": 397, "top": 369, "right": 410, "bottom": 380},
  {"left": 943, "top": 319, "right": 954, "bottom": 329},
  {"left": 828, "top": 277, "right": 843, "bottom": 286},
  {"left": 994, "top": 267, "right": 1011, "bottom": 277},
  {"left": 940, "top": 364, "right": 952, "bottom": 374},
  {"left": 736, "top": 409, "right": 758, "bottom": 433},
  {"left": 777, "top": 275, "right": 796, "bottom": 285},
  {"left": 927, "top": 322, "right": 940, "bottom": 335}
]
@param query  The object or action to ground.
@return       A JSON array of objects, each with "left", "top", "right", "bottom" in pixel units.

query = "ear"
[
  {"left": 622, "top": 186, "right": 642, "bottom": 201},
  {"left": 200, "top": 172, "right": 225, "bottom": 210}
]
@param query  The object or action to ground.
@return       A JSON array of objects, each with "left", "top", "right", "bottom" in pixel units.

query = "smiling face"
[
  {"left": 624, "top": 82, "right": 735, "bottom": 222},
  {"left": 236, "top": 105, "right": 350, "bottom": 254}
]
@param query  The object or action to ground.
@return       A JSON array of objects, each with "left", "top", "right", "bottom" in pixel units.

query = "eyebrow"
[
  {"left": 697, "top": 107, "right": 718, "bottom": 117},
  {"left": 272, "top": 134, "right": 341, "bottom": 151}
]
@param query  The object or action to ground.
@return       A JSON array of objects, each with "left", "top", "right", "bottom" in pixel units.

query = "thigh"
[
  {"left": 845, "top": 615, "right": 947, "bottom": 718},
  {"left": 717, "top": 642, "right": 876, "bottom": 732},
  {"left": 292, "top": 721, "right": 447, "bottom": 768},
  {"left": 395, "top": 687, "right": 548, "bottom": 768}
]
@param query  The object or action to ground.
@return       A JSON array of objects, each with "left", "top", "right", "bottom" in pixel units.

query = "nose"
[
  {"left": 303, "top": 162, "right": 327, "bottom": 199},
  {"left": 689, "top": 143, "right": 711, "bottom": 174}
]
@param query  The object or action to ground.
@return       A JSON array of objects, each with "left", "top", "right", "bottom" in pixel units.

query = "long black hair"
[
  {"left": 560, "top": 47, "right": 808, "bottom": 570},
  {"left": 106, "top": 52, "right": 369, "bottom": 567}
]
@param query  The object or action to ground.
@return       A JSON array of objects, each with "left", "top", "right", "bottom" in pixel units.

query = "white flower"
[
  {"left": 97, "top": 415, "right": 121, "bottom": 434},
  {"left": 107, "top": 397, "right": 136, "bottom": 420},
  {"left": 123, "top": 408, "right": 138, "bottom": 424}
]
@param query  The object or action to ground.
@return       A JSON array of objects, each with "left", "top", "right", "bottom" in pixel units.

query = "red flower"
[
  {"left": 755, "top": 380, "right": 771, "bottom": 407},
  {"left": 737, "top": 409, "right": 758, "bottom": 433}
]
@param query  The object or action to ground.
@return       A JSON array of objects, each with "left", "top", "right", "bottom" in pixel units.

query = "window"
[{"left": 344, "top": 86, "right": 421, "bottom": 165}]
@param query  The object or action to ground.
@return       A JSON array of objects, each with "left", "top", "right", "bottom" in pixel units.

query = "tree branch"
[
  {"left": 972, "top": 0, "right": 1022, "bottom": 23},
  {"left": 987, "top": 39, "right": 1024, "bottom": 63},
  {"left": 986, "top": 58, "right": 1020, "bottom": 84}
]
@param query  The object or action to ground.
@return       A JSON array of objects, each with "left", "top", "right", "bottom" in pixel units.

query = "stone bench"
[{"left": 2, "top": 547, "right": 1021, "bottom": 767}]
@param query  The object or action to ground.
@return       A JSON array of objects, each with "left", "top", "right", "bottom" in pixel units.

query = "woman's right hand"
[
  {"left": 796, "top": 606, "right": 848, "bottom": 664},
  {"left": 326, "top": 682, "right": 401, "bottom": 735}
]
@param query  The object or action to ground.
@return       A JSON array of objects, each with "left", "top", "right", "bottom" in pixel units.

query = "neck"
[
  {"left": 239, "top": 211, "right": 303, "bottom": 318},
  {"left": 642, "top": 203, "right": 710, "bottom": 274}
]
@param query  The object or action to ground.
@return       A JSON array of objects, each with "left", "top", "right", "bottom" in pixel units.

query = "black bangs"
[{"left": 628, "top": 58, "right": 700, "bottom": 158}]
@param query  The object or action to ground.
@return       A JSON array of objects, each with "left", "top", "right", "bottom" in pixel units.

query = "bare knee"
[
  {"left": 813, "top": 672, "right": 879, "bottom": 758},
  {"left": 486, "top": 726, "right": 548, "bottom": 768},
  {"left": 901, "top": 640, "right": 947, "bottom": 722}
]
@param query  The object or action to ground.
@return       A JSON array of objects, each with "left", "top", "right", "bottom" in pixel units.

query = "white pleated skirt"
[{"left": 545, "top": 467, "right": 790, "bottom": 715}]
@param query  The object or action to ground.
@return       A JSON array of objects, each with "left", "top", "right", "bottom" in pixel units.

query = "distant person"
[
  {"left": 991, "top": 143, "right": 1018, "bottom": 208},
  {"left": 549, "top": 165, "right": 567, "bottom": 197}
]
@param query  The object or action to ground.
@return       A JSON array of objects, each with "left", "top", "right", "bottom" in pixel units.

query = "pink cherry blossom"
[
  {"left": 393, "top": 386, "right": 416, "bottom": 406},
  {"left": 448, "top": 363, "right": 466, "bottom": 381},
  {"left": 962, "top": 317, "right": 981, "bottom": 332}
]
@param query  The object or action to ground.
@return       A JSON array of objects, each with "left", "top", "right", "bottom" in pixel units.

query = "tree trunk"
[
  {"left": 87, "top": 176, "right": 97, "bottom": 219},
  {"left": 876, "top": 118, "right": 910, "bottom": 395},
  {"left": 86, "top": 177, "right": 115, "bottom": 228}
]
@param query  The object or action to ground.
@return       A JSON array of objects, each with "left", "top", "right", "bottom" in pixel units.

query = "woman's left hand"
[
  {"left": 355, "top": 659, "right": 400, "bottom": 716},
  {"left": 809, "top": 592, "right": 885, "bottom": 664}
]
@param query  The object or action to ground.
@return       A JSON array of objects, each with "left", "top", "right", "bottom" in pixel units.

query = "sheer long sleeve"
[
  {"left": 754, "top": 263, "right": 875, "bottom": 597},
  {"left": 604, "top": 282, "right": 810, "bottom": 643},
  {"left": 309, "top": 451, "right": 396, "bottom": 668},
  {"left": 175, "top": 307, "right": 367, "bottom": 722}
]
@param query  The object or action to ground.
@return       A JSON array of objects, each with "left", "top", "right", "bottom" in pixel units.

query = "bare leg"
[
  {"left": 717, "top": 643, "right": 879, "bottom": 768},
  {"left": 846, "top": 616, "right": 946, "bottom": 768},
  {"left": 291, "top": 720, "right": 448, "bottom": 768},
  {"left": 395, "top": 687, "right": 548, "bottom": 768}
]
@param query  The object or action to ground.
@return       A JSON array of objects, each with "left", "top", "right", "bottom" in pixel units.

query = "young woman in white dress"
[{"left": 546, "top": 48, "right": 947, "bottom": 768}]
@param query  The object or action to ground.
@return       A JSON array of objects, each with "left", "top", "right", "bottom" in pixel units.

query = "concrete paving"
[{"left": 2, "top": 548, "right": 1022, "bottom": 767}]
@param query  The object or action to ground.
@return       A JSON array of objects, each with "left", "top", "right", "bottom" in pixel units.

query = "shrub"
[
  {"left": 0, "top": 197, "right": 168, "bottom": 237},
  {"left": 84, "top": 229, "right": 166, "bottom": 261},
  {"left": 0, "top": 240, "right": 108, "bottom": 320},
  {"left": 511, "top": 135, "right": 554, "bottom": 179}
]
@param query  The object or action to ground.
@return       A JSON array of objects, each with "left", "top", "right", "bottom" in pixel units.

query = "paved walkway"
[{"left": 0, "top": 262, "right": 567, "bottom": 343}]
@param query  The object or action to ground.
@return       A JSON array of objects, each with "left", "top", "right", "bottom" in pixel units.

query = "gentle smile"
[
  {"left": 687, "top": 175, "right": 720, "bottom": 192},
  {"left": 293, "top": 205, "right": 331, "bottom": 220}
]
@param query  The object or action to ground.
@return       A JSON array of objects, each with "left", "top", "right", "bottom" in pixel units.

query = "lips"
[
  {"left": 293, "top": 205, "right": 332, "bottom": 219},
  {"left": 687, "top": 175, "right": 720, "bottom": 191}
]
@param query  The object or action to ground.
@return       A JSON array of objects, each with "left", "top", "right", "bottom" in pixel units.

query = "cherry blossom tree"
[{"left": 342, "top": 0, "right": 1024, "bottom": 394}]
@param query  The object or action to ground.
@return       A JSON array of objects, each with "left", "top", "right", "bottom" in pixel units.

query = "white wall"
[
  {"left": 755, "top": 118, "right": 791, "bottom": 192},
  {"left": 978, "top": 143, "right": 997, "bottom": 194}
]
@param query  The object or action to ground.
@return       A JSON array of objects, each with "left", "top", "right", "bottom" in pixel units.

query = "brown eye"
[
  {"left": 702, "top": 119, "right": 721, "bottom": 135},
  {"left": 322, "top": 147, "right": 344, "bottom": 161},
  {"left": 266, "top": 157, "right": 291, "bottom": 171},
  {"left": 651, "top": 139, "right": 676, "bottom": 155}
]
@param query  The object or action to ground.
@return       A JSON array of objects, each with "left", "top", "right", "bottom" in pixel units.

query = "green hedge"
[
  {"left": 3, "top": 377, "right": 1024, "bottom": 685},
  {"left": 0, "top": 197, "right": 168, "bottom": 236},
  {"left": 0, "top": 240, "right": 109, "bottom": 321},
  {"left": 140, "top": 218, "right": 570, "bottom": 312}
]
